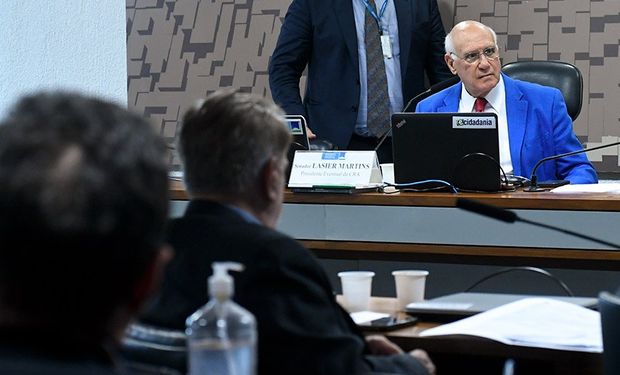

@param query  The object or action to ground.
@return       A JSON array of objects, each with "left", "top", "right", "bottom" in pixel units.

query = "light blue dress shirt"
[
  {"left": 227, "top": 204, "right": 261, "bottom": 225},
  {"left": 352, "top": 0, "right": 403, "bottom": 137}
]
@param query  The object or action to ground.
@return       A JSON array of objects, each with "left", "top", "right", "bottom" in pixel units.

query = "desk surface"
[
  {"left": 363, "top": 297, "right": 602, "bottom": 375},
  {"left": 170, "top": 180, "right": 620, "bottom": 211}
]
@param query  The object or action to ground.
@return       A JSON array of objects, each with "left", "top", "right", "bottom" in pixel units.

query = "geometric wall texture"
[{"left": 127, "top": 0, "right": 620, "bottom": 172}]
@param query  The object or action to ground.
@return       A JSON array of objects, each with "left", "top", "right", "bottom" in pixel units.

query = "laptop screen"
[
  {"left": 391, "top": 112, "right": 501, "bottom": 192},
  {"left": 284, "top": 115, "right": 310, "bottom": 177},
  {"left": 285, "top": 115, "right": 310, "bottom": 151}
]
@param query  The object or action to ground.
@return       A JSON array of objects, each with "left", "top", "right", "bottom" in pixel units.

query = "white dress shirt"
[{"left": 458, "top": 75, "right": 514, "bottom": 175}]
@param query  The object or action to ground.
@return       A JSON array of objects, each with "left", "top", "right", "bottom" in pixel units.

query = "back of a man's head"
[
  {"left": 179, "top": 90, "right": 291, "bottom": 200},
  {"left": 0, "top": 92, "right": 169, "bottom": 342}
]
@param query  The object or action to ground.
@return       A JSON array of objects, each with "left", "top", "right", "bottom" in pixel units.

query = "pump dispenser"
[
  {"left": 210, "top": 262, "right": 241, "bottom": 301},
  {"left": 186, "top": 262, "right": 256, "bottom": 375}
]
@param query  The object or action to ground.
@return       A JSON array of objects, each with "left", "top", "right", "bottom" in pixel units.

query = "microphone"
[
  {"left": 456, "top": 197, "right": 517, "bottom": 223},
  {"left": 401, "top": 76, "right": 461, "bottom": 112},
  {"left": 526, "top": 141, "right": 620, "bottom": 192},
  {"left": 374, "top": 128, "right": 392, "bottom": 154},
  {"left": 374, "top": 76, "right": 462, "bottom": 154},
  {"left": 456, "top": 198, "right": 620, "bottom": 249}
]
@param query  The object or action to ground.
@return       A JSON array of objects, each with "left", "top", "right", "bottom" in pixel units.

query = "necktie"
[
  {"left": 474, "top": 97, "right": 487, "bottom": 112},
  {"left": 365, "top": 2, "right": 390, "bottom": 138}
]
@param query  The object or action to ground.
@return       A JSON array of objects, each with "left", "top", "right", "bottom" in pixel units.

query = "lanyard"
[{"left": 361, "top": 0, "right": 389, "bottom": 31}]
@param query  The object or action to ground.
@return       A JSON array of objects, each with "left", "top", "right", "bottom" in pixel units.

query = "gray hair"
[
  {"left": 445, "top": 20, "right": 498, "bottom": 55},
  {"left": 179, "top": 89, "right": 291, "bottom": 199}
]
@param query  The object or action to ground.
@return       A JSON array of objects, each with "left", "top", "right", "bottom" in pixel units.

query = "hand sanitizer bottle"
[{"left": 186, "top": 262, "right": 256, "bottom": 375}]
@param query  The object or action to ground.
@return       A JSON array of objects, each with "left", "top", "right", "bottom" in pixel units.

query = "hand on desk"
[
  {"left": 365, "top": 335, "right": 436, "bottom": 375},
  {"left": 365, "top": 335, "right": 403, "bottom": 355},
  {"left": 410, "top": 349, "right": 436, "bottom": 375}
]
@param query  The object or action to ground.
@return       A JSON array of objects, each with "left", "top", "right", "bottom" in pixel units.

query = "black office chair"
[
  {"left": 120, "top": 323, "right": 187, "bottom": 375},
  {"left": 502, "top": 60, "right": 583, "bottom": 121},
  {"left": 599, "top": 291, "right": 620, "bottom": 375}
]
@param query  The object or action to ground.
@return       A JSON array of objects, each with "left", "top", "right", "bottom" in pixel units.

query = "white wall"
[{"left": 0, "top": 1, "right": 127, "bottom": 116}]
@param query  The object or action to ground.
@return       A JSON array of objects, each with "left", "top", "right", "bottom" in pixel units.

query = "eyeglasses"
[{"left": 450, "top": 46, "right": 499, "bottom": 64}]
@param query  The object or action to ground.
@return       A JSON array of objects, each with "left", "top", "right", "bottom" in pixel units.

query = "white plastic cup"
[
  {"left": 338, "top": 271, "right": 375, "bottom": 312},
  {"left": 392, "top": 270, "right": 429, "bottom": 310}
]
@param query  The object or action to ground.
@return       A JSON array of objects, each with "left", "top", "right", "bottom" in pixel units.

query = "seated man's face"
[{"left": 446, "top": 24, "right": 501, "bottom": 98}]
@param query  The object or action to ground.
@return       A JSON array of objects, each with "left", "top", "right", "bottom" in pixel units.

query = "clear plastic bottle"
[{"left": 186, "top": 262, "right": 257, "bottom": 375}]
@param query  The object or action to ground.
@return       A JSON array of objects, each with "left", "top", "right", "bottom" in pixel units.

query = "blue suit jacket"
[
  {"left": 416, "top": 74, "right": 597, "bottom": 184},
  {"left": 269, "top": 0, "right": 452, "bottom": 148}
]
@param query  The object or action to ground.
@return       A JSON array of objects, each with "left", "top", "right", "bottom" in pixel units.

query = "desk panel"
[
  {"left": 279, "top": 203, "right": 620, "bottom": 250},
  {"left": 169, "top": 182, "right": 620, "bottom": 270}
]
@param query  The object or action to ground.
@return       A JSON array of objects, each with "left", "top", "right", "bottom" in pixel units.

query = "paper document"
[
  {"left": 550, "top": 183, "right": 620, "bottom": 194},
  {"left": 420, "top": 297, "right": 602, "bottom": 352}
]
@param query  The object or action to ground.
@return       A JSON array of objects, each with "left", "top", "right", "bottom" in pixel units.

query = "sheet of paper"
[
  {"left": 550, "top": 183, "right": 620, "bottom": 194},
  {"left": 420, "top": 297, "right": 602, "bottom": 352}
]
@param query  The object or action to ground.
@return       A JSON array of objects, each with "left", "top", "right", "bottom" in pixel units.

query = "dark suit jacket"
[
  {"left": 268, "top": 0, "right": 452, "bottom": 148},
  {"left": 416, "top": 74, "right": 597, "bottom": 183},
  {"left": 141, "top": 200, "right": 428, "bottom": 375},
  {"left": 0, "top": 331, "right": 121, "bottom": 375}
]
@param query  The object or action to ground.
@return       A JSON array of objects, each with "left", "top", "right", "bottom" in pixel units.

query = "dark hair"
[
  {"left": 179, "top": 90, "right": 291, "bottom": 199},
  {"left": 0, "top": 92, "right": 169, "bottom": 339}
]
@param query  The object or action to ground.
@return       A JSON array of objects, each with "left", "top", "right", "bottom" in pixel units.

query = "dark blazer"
[
  {"left": 0, "top": 332, "right": 121, "bottom": 375},
  {"left": 268, "top": 0, "right": 452, "bottom": 148},
  {"left": 141, "top": 200, "right": 428, "bottom": 375},
  {"left": 416, "top": 74, "right": 597, "bottom": 183}
]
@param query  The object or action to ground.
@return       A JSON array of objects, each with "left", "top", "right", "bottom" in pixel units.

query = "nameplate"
[{"left": 288, "top": 151, "right": 382, "bottom": 187}]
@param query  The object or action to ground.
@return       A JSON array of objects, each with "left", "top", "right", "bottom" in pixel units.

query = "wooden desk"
[
  {"left": 364, "top": 297, "right": 602, "bottom": 375},
  {"left": 170, "top": 181, "right": 620, "bottom": 270}
]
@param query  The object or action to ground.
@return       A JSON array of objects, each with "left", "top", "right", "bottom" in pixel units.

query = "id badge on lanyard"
[
  {"left": 380, "top": 34, "right": 392, "bottom": 59},
  {"left": 363, "top": 0, "right": 392, "bottom": 58}
]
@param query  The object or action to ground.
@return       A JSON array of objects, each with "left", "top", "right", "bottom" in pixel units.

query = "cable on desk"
[
  {"left": 464, "top": 266, "right": 574, "bottom": 297},
  {"left": 385, "top": 180, "right": 458, "bottom": 193}
]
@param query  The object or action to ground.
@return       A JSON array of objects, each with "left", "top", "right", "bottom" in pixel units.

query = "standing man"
[
  {"left": 0, "top": 92, "right": 171, "bottom": 374},
  {"left": 141, "top": 90, "right": 435, "bottom": 375},
  {"left": 416, "top": 20, "right": 597, "bottom": 184},
  {"left": 269, "top": 0, "right": 452, "bottom": 162}
]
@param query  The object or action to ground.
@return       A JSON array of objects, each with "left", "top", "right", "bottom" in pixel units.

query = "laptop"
[
  {"left": 405, "top": 292, "right": 598, "bottom": 322},
  {"left": 391, "top": 112, "right": 501, "bottom": 191}
]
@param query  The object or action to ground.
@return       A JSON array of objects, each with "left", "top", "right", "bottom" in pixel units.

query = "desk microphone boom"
[
  {"left": 401, "top": 76, "right": 461, "bottom": 113},
  {"left": 526, "top": 141, "right": 620, "bottom": 192},
  {"left": 456, "top": 198, "right": 620, "bottom": 249},
  {"left": 375, "top": 77, "right": 462, "bottom": 154}
]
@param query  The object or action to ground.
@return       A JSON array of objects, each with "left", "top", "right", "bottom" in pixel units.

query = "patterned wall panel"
[
  {"left": 127, "top": 0, "right": 620, "bottom": 172},
  {"left": 451, "top": 0, "right": 620, "bottom": 172}
]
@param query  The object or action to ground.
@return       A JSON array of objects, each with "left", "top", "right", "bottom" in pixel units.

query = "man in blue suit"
[
  {"left": 269, "top": 0, "right": 452, "bottom": 162},
  {"left": 416, "top": 20, "right": 597, "bottom": 184}
]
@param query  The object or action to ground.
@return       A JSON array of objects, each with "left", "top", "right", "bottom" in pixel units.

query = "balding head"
[{"left": 443, "top": 21, "right": 501, "bottom": 98}]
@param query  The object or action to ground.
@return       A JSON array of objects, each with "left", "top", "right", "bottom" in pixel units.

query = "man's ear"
[
  {"left": 444, "top": 53, "right": 458, "bottom": 75},
  {"left": 128, "top": 245, "right": 173, "bottom": 312},
  {"left": 261, "top": 157, "right": 282, "bottom": 202}
]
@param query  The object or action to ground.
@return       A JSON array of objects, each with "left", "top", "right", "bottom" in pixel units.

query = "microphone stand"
[
  {"left": 380, "top": 77, "right": 461, "bottom": 159},
  {"left": 374, "top": 128, "right": 392, "bottom": 154},
  {"left": 526, "top": 141, "right": 620, "bottom": 192},
  {"left": 456, "top": 198, "right": 620, "bottom": 249},
  {"left": 402, "top": 76, "right": 461, "bottom": 112}
]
